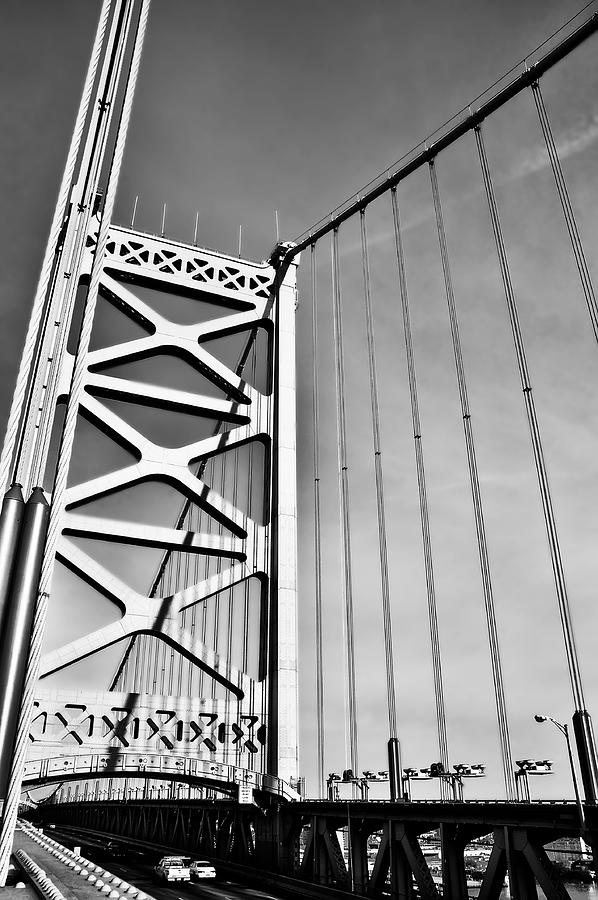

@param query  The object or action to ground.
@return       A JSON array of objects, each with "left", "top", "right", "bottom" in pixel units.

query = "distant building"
[{"left": 546, "top": 837, "right": 587, "bottom": 865}]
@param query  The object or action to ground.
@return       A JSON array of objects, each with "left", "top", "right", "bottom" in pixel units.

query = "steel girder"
[{"left": 30, "top": 799, "right": 596, "bottom": 900}]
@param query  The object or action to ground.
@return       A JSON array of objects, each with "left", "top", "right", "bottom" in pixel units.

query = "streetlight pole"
[{"left": 535, "top": 715, "right": 584, "bottom": 830}]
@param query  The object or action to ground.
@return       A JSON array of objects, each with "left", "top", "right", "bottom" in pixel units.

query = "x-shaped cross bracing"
[{"left": 41, "top": 263, "right": 272, "bottom": 706}]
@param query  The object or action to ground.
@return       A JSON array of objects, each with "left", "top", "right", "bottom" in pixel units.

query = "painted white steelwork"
[
  {"left": 0, "top": 2, "right": 299, "bottom": 866},
  {"left": 31, "top": 226, "right": 299, "bottom": 792}
]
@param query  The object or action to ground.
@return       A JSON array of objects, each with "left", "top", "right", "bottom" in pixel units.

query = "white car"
[
  {"left": 153, "top": 856, "right": 191, "bottom": 882},
  {"left": 189, "top": 860, "right": 217, "bottom": 881}
]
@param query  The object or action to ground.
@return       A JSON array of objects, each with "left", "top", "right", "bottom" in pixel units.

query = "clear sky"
[{"left": 1, "top": 0, "right": 598, "bottom": 799}]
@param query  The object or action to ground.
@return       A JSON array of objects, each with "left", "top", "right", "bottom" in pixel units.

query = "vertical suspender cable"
[
  {"left": 390, "top": 188, "right": 450, "bottom": 791},
  {"left": 331, "top": 227, "right": 359, "bottom": 781},
  {"left": 189, "top": 501, "right": 200, "bottom": 695},
  {"left": 198, "top": 489, "right": 211, "bottom": 700},
  {"left": 212, "top": 449, "right": 228, "bottom": 700},
  {"left": 121, "top": 641, "right": 129, "bottom": 688},
  {"left": 531, "top": 80, "right": 598, "bottom": 344},
  {"left": 170, "top": 547, "right": 184, "bottom": 695},
  {"left": 151, "top": 553, "right": 164, "bottom": 691},
  {"left": 225, "top": 445, "right": 239, "bottom": 739},
  {"left": 166, "top": 554, "right": 176, "bottom": 694},
  {"left": 131, "top": 630, "right": 141, "bottom": 690},
  {"left": 429, "top": 159, "right": 515, "bottom": 799},
  {"left": 155, "top": 561, "right": 166, "bottom": 692},
  {"left": 475, "top": 124, "right": 587, "bottom": 714},
  {"left": 310, "top": 243, "right": 325, "bottom": 798},
  {"left": 162, "top": 560, "right": 172, "bottom": 691},
  {"left": 144, "top": 633, "right": 153, "bottom": 693},
  {"left": 359, "top": 212, "right": 399, "bottom": 744},
  {"left": 242, "top": 344, "right": 257, "bottom": 678},
  {"left": 177, "top": 509, "right": 191, "bottom": 697}
]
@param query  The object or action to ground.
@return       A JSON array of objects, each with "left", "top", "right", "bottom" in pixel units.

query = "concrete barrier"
[
  {"left": 16, "top": 822, "right": 158, "bottom": 900},
  {"left": 14, "top": 849, "right": 67, "bottom": 900}
]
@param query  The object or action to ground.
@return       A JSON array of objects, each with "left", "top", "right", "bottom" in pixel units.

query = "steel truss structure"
[
  {"left": 30, "top": 798, "right": 597, "bottom": 900},
  {"left": 0, "top": 5, "right": 299, "bottom": 878},
  {"left": 31, "top": 223, "right": 299, "bottom": 799},
  {"left": 5, "top": 2, "right": 598, "bottom": 898}
]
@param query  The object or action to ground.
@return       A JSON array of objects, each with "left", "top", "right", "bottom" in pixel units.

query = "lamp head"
[{"left": 534, "top": 715, "right": 547, "bottom": 723}]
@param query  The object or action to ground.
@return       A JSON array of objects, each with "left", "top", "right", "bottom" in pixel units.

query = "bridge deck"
[
  {"left": 56, "top": 796, "right": 589, "bottom": 829},
  {"left": 292, "top": 798, "right": 591, "bottom": 831}
]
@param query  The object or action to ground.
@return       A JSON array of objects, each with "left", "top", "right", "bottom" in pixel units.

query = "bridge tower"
[{"left": 0, "top": 0, "right": 299, "bottom": 880}]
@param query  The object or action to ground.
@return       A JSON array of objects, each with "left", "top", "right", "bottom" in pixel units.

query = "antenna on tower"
[
  {"left": 193, "top": 211, "right": 200, "bottom": 246},
  {"left": 130, "top": 194, "right": 139, "bottom": 229},
  {"left": 160, "top": 202, "right": 167, "bottom": 237},
  {"left": 275, "top": 210, "right": 280, "bottom": 243},
  {"left": 238, "top": 225, "right": 243, "bottom": 258}
]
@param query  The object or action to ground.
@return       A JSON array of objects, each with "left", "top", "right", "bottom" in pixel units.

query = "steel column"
[
  {"left": 440, "top": 824, "right": 468, "bottom": 900},
  {"left": 573, "top": 710, "right": 598, "bottom": 803},
  {"left": 268, "top": 251, "right": 300, "bottom": 784},
  {"left": 0, "top": 488, "right": 49, "bottom": 806},
  {"left": 0, "top": 485, "right": 25, "bottom": 636}
]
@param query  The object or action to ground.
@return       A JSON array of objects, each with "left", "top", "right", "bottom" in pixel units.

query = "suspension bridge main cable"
[
  {"left": 475, "top": 123, "right": 588, "bottom": 714},
  {"left": 310, "top": 243, "right": 326, "bottom": 798},
  {"left": 358, "top": 210, "right": 399, "bottom": 746},
  {"left": 390, "top": 188, "right": 450, "bottom": 793},
  {"left": 289, "top": 4, "right": 598, "bottom": 256},
  {"left": 331, "top": 228, "right": 359, "bottom": 782},
  {"left": 428, "top": 159, "right": 515, "bottom": 800}
]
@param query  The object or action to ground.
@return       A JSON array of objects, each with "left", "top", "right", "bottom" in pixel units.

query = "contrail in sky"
[
  {"left": 339, "top": 110, "right": 598, "bottom": 252},
  {"left": 507, "top": 111, "right": 598, "bottom": 180}
]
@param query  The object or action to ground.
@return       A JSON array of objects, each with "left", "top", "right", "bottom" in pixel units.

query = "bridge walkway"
[{"left": 11, "top": 826, "right": 145, "bottom": 900}]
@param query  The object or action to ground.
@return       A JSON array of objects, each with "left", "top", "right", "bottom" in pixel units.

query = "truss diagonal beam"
[
  {"left": 86, "top": 373, "right": 252, "bottom": 422},
  {"left": 56, "top": 537, "right": 260, "bottom": 621},
  {"left": 64, "top": 461, "right": 249, "bottom": 537},
  {"left": 87, "top": 333, "right": 253, "bottom": 405},
  {"left": 40, "top": 610, "right": 250, "bottom": 699},
  {"left": 62, "top": 513, "right": 246, "bottom": 558}
]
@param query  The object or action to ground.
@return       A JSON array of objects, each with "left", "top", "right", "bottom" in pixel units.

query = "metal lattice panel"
[{"left": 105, "top": 226, "right": 273, "bottom": 298}]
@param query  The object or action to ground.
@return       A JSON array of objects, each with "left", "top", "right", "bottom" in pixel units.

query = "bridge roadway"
[
  {"left": 16, "top": 826, "right": 294, "bottom": 900},
  {"left": 55, "top": 847, "right": 291, "bottom": 900}
]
